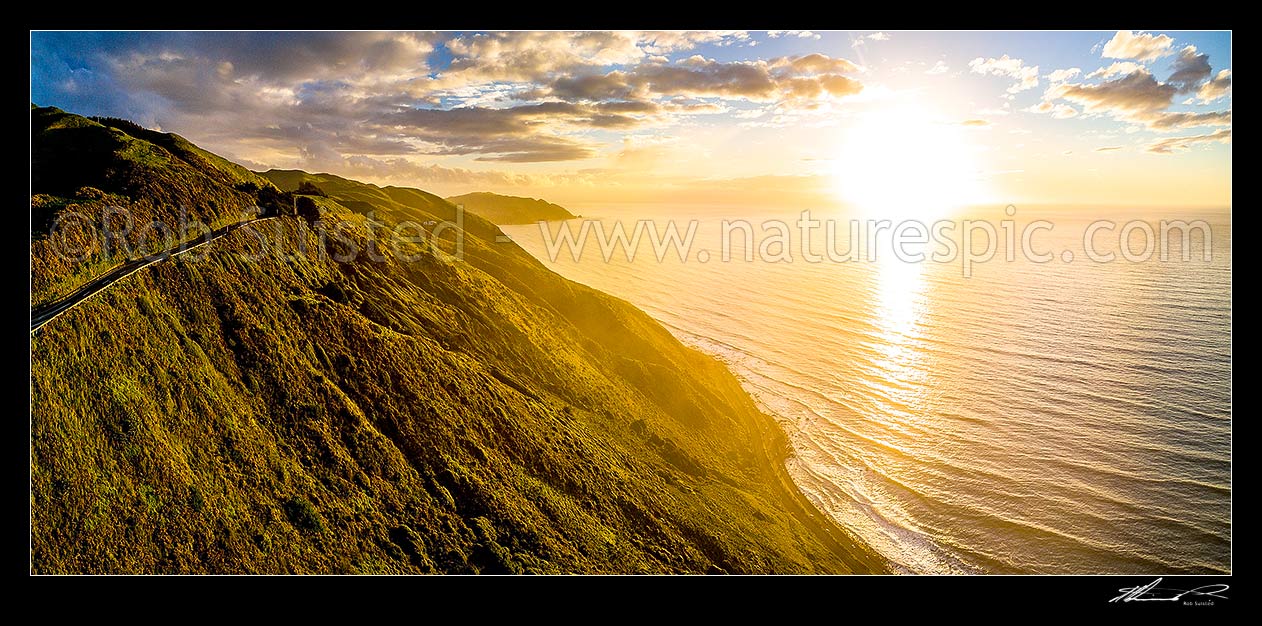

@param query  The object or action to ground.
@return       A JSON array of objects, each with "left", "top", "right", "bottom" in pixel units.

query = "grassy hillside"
[
  {"left": 445, "top": 191, "right": 577, "bottom": 225},
  {"left": 30, "top": 106, "right": 284, "bottom": 308},
  {"left": 31, "top": 108, "right": 886, "bottom": 574}
]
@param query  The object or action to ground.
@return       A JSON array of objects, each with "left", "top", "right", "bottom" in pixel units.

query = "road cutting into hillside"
[{"left": 31, "top": 217, "right": 278, "bottom": 333}]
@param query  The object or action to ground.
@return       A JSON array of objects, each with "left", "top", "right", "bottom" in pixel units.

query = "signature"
[{"left": 1110, "top": 578, "right": 1230, "bottom": 603}]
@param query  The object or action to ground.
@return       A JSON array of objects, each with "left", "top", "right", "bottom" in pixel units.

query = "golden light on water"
[
  {"left": 868, "top": 256, "right": 930, "bottom": 416},
  {"left": 834, "top": 104, "right": 989, "bottom": 220}
]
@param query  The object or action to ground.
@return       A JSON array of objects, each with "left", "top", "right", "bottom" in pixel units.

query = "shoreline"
[
  {"left": 500, "top": 223, "right": 893, "bottom": 574},
  {"left": 655, "top": 321, "right": 891, "bottom": 573},
  {"left": 751, "top": 407, "right": 891, "bottom": 573}
]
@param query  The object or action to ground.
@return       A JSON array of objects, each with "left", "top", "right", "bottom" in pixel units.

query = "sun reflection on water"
[{"left": 868, "top": 255, "right": 931, "bottom": 417}]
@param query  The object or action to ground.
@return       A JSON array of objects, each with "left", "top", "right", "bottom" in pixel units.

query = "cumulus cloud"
[
  {"left": 926, "top": 61, "right": 949, "bottom": 75},
  {"left": 1047, "top": 68, "right": 1175, "bottom": 114},
  {"left": 1041, "top": 63, "right": 1231, "bottom": 132},
  {"left": 537, "top": 54, "right": 863, "bottom": 104},
  {"left": 1087, "top": 61, "right": 1144, "bottom": 79},
  {"left": 33, "top": 31, "right": 870, "bottom": 171},
  {"left": 1102, "top": 30, "right": 1175, "bottom": 62},
  {"left": 433, "top": 31, "right": 750, "bottom": 90},
  {"left": 1015, "top": 29, "right": 1229, "bottom": 144},
  {"left": 1166, "top": 45, "right": 1212, "bottom": 93},
  {"left": 549, "top": 73, "right": 642, "bottom": 101},
  {"left": 771, "top": 53, "right": 861, "bottom": 75},
  {"left": 1146, "top": 129, "right": 1231, "bottom": 154},
  {"left": 969, "top": 54, "right": 1039, "bottom": 93},
  {"left": 1196, "top": 69, "right": 1232, "bottom": 103},
  {"left": 434, "top": 31, "right": 642, "bottom": 90}
]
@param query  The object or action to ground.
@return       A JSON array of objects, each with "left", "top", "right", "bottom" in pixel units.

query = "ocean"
[{"left": 501, "top": 203, "right": 1231, "bottom": 574}]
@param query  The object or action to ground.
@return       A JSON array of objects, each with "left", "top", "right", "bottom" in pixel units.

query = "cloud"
[
  {"left": 969, "top": 55, "right": 1039, "bottom": 93},
  {"left": 638, "top": 31, "right": 750, "bottom": 54},
  {"left": 31, "top": 31, "right": 861, "bottom": 187},
  {"left": 1038, "top": 48, "right": 1232, "bottom": 135},
  {"left": 1166, "top": 45, "right": 1212, "bottom": 93},
  {"left": 635, "top": 63, "right": 795, "bottom": 100},
  {"left": 428, "top": 31, "right": 752, "bottom": 93},
  {"left": 1087, "top": 62, "right": 1143, "bottom": 79},
  {"left": 1047, "top": 67, "right": 1081, "bottom": 83},
  {"left": 771, "top": 53, "right": 861, "bottom": 75},
  {"left": 1102, "top": 30, "right": 1175, "bottom": 62},
  {"left": 436, "top": 31, "right": 643, "bottom": 89},
  {"left": 538, "top": 54, "right": 862, "bottom": 104},
  {"left": 1047, "top": 68, "right": 1175, "bottom": 115},
  {"left": 1145, "top": 110, "right": 1232, "bottom": 131},
  {"left": 960, "top": 119, "right": 990, "bottom": 127},
  {"left": 124, "top": 32, "right": 441, "bottom": 85},
  {"left": 1095, "top": 146, "right": 1123, "bottom": 152},
  {"left": 853, "top": 32, "right": 890, "bottom": 47},
  {"left": 1196, "top": 69, "right": 1232, "bottom": 103},
  {"left": 549, "top": 73, "right": 641, "bottom": 100},
  {"left": 770, "top": 30, "right": 820, "bottom": 40},
  {"left": 925, "top": 61, "right": 949, "bottom": 75},
  {"left": 1045, "top": 66, "right": 1231, "bottom": 131},
  {"left": 1051, "top": 104, "right": 1079, "bottom": 119},
  {"left": 370, "top": 101, "right": 673, "bottom": 162},
  {"left": 1025, "top": 100, "right": 1079, "bottom": 119},
  {"left": 1146, "top": 129, "right": 1231, "bottom": 154}
]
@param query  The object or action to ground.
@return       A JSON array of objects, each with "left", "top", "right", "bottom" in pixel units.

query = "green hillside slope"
[{"left": 30, "top": 107, "right": 886, "bottom": 574}]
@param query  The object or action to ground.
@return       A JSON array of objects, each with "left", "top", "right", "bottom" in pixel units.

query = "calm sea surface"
[{"left": 503, "top": 204, "right": 1231, "bottom": 574}]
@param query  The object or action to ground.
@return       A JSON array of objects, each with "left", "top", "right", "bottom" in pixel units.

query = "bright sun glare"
[{"left": 835, "top": 104, "right": 987, "bottom": 218}]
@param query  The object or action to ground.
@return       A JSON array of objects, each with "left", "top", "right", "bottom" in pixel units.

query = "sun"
[{"left": 834, "top": 104, "right": 988, "bottom": 218}]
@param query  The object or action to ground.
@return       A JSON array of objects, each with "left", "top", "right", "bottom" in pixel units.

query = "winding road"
[{"left": 30, "top": 217, "right": 277, "bottom": 333}]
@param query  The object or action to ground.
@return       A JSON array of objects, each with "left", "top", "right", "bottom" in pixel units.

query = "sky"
[{"left": 31, "top": 30, "right": 1232, "bottom": 209}]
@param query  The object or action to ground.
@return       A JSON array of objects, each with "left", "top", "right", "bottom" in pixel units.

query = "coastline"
[
  {"left": 501, "top": 220, "right": 892, "bottom": 574},
  {"left": 751, "top": 403, "right": 891, "bottom": 573}
]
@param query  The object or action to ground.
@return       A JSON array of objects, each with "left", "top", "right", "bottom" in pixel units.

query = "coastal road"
[{"left": 30, "top": 217, "right": 277, "bottom": 333}]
